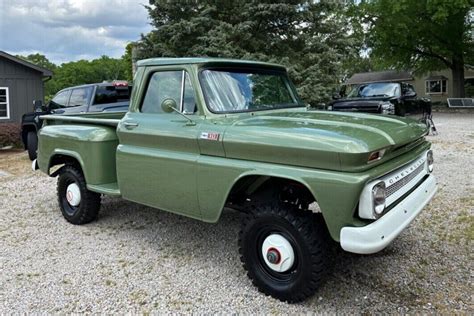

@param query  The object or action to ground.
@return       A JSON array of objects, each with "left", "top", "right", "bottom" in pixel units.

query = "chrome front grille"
[{"left": 386, "top": 162, "right": 425, "bottom": 198}]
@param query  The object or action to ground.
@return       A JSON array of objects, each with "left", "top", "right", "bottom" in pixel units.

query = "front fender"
[
  {"left": 197, "top": 142, "right": 430, "bottom": 241},
  {"left": 196, "top": 155, "right": 369, "bottom": 241}
]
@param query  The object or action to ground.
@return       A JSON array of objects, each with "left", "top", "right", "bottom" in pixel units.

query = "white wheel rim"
[
  {"left": 66, "top": 183, "right": 81, "bottom": 206},
  {"left": 261, "top": 234, "right": 295, "bottom": 272}
]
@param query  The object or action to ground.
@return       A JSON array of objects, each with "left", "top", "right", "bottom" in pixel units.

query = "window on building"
[
  {"left": 0, "top": 87, "right": 10, "bottom": 119},
  {"left": 425, "top": 79, "right": 447, "bottom": 94}
]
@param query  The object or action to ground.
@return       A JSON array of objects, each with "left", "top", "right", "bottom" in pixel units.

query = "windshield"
[
  {"left": 347, "top": 83, "right": 401, "bottom": 98},
  {"left": 200, "top": 69, "right": 302, "bottom": 113}
]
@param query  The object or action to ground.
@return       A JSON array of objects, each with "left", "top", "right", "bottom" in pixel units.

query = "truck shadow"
[{"left": 95, "top": 196, "right": 423, "bottom": 309}]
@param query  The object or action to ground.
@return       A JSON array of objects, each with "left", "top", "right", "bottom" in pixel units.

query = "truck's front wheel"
[
  {"left": 57, "top": 165, "right": 101, "bottom": 225},
  {"left": 238, "top": 204, "right": 328, "bottom": 303}
]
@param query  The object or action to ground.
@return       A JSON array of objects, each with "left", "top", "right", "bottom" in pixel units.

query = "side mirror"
[
  {"left": 161, "top": 98, "right": 178, "bottom": 113},
  {"left": 160, "top": 98, "right": 196, "bottom": 126},
  {"left": 404, "top": 90, "right": 417, "bottom": 98},
  {"left": 332, "top": 93, "right": 341, "bottom": 100},
  {"left": 33, "top": 100, "right": 43, "bottom": 112}
]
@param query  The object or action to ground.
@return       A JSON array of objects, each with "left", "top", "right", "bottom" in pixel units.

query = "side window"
[
  {"left": 50, "top": 90, "right": 70, "bottom": 109},
  {"left": 69, "top": 87, "right": 92, "bottom": 107},
  {"left": 402, "top": 83, "right": 415, "bottom": 95},
  {"left": 94, "top": 85, "right": 131, "bottom": 105},
  {"left": 141, "top": 71, "right": 196, "bottom": 114}
]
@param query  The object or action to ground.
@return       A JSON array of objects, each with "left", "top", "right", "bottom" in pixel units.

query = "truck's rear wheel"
[
  {"left": 57, "top": 165, "right": 101, "bottom": 225},
  {"left": 238, "top": 203, "right": 328, "bottom": 302},
  {"left": 27, "top": 131, "right": 38, "bottom": 161}
]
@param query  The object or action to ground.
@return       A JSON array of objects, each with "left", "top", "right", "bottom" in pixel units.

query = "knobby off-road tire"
[
  {"left": 57, "top": 165, "right": 101, "bottom": 225},
  {"left": 27, "top": 131, "right": 38, "bottom": 161},
  {"left": 238, "top": 203, "right": 328, "bottom": 303}
]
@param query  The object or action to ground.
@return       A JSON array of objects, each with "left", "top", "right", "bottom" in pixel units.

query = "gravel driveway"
[{"left": 0, "top": 112, "right": 472, "bottom": 313}]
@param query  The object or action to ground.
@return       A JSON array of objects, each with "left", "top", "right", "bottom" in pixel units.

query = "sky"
[{"left": 0, "top": 0, "right": 152, "bottom": 65}]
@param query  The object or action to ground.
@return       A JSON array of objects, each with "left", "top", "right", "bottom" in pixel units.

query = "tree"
[
  {"left": 136, "top": 0, "right": 358, "bottom": 105},
  {"left": 47, "top": 57, "right": 129, "bottom": 95},
  {"left": 18, "top": 54, "right": 130, "bottom": 100},
  {"left": 122, "top": 42, "right": 135, "bottom": 82},
  {"left": 17, "top": 53, "right": 57, "bottom": 72},
  {"left": 356, "top": 0, "right": 473, "bottom": 97}
]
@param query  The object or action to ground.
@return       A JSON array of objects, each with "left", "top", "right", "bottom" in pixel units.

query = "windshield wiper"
[
  {"left": 367, "top": 94, "right": 390, "bottom": 97},
  {"left": 273, "top": 102, "right": 303, "bottom": 108}
]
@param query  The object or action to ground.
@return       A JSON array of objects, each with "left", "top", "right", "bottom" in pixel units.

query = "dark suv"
[
  {"left": 328, "top": 82, "right": 430, "bottom": 116},
  {"left": 21, "top": 81, "right": 131, "bottom": 160}
]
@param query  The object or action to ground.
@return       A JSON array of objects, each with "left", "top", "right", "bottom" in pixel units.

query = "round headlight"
[
  {"left": 372, "top": 182, "right": 386, "bottom": 216},
  {"left": 427, "top": 150, "right": 434, "bottom": 172}
]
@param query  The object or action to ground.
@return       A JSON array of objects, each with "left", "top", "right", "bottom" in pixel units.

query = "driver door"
[{"left": 116, "top": 69, "right": 202, "bottom": 219}]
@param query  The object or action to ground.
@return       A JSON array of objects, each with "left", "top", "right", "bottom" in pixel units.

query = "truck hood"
[
  {"left": 329, "top": 96, "right": 395, "bottom": 113},
  {"left": 222, "top": 109, "right": 428, "bottom": 171},
  {"left": 330, "top": 96, "right": 393, "bottom": 104}
]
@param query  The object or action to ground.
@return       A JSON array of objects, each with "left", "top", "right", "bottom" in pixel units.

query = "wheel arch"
[
  {"left": 226, "top": 172, "right": 319, "bottom": 204},
  {"left": 200, "top": 168, "right": 346, "bottom": 241},
  {"left": 47, "top": 150, "right": 86, "bottom": 180},
  {"left": 213, "top": 171, "right": 324, "bottom": 220}
]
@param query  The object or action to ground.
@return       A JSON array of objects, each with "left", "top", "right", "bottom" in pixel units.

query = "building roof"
[
  {"left": 345, "top": 70, "right": 413, "bottom": 85},
  {"left": 426, "top": 75, "right": 448, "bottom": 81},
  {"left": 137, "top": 57, "right": 286, "bottom": 70},
  {"left": 0, "top": 51, "right": 53, "bottom": 77}
]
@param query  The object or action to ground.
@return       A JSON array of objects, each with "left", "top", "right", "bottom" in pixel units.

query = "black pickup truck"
[
  {"left": 328, "top": 82, "right": 430, "bottom": 116},
  {"left": 22, "top": 81, "right": 131, "bottom": 160}
]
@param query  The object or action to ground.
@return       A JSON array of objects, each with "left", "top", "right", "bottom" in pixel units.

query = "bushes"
[{"left": 0, "top": 123, "right": 22, "bottom": 148}]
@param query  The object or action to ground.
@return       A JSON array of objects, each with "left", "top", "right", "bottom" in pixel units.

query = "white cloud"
[{"left": 0, "top": 0, "right": 152, "bottom": 64}]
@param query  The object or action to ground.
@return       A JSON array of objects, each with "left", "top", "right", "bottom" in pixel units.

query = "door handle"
[{"left": 123, "top": 121, "right": 139, "bottom": 129}]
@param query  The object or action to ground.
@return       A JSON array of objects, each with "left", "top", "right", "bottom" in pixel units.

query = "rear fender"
[{"left": 38, "top": 124, "right": 119, "bottom": 185}]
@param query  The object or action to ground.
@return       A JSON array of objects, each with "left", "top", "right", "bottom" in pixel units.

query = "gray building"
[{"left": 0, "top": 51, "right": 52, "bottom": 125}]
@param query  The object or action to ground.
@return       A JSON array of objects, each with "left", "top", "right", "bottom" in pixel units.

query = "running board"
[{"left": 87, "top": 182, "right": 121, "bottom": 196}]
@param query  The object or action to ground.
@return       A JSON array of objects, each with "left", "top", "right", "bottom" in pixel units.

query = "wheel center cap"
[
  {"left": 261, "top": 234, "right": 295, "bottom": 273},
  {"left": 66, "top": 191, "right": 73, "bottom": 203},
  {"left": 266, "top": 248, "right": 281, "bottom": 264},
  {"left": 66, "top": 183, "right": 81, "bottom": 207}
]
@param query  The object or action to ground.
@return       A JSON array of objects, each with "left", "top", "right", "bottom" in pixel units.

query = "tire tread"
[{"left": 238, "top": 202, "right": 328, "bottom": 303}]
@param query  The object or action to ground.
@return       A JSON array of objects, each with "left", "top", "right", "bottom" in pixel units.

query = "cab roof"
[{"left": 136, "top": 57, "right": 287, "bottom": 71}]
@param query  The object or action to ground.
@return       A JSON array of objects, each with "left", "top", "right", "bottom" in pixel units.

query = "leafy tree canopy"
[
  {"left": 17, "top": 54, "right": 130, "bottom": 100},
  {"left": 136, "top": 0, "right": 358, "bottom": 105},
  {"left": 17, "top": 53, "right": 57, "bottom": 72},
  {"left": 354, "top": 0, "right": 473, "bottom": 97}
]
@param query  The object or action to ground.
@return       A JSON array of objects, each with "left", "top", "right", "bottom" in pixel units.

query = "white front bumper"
[{"left": 340, "top": 174, "right": 437, "bottom": 254}]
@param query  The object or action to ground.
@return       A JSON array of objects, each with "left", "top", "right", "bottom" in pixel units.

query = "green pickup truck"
[{"left": 34, "top": 58, "right": 437, "bottom": 302}]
